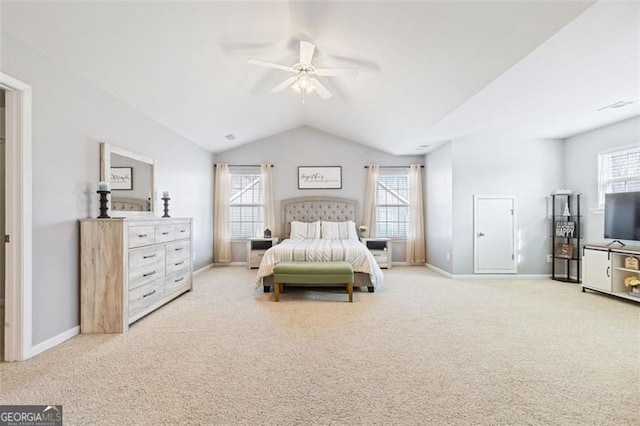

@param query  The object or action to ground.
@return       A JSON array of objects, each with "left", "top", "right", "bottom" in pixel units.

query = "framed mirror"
[{"left": 100, "top": 142, "right": 156, "bottom": 217}]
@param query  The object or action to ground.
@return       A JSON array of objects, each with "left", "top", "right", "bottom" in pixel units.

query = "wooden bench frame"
[{"left": 273, "top": 261, "right": 354, "bottom": 303}]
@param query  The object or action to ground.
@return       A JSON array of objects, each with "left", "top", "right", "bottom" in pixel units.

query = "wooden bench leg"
[
  {"left": 347, "top": 282, "right": 353, "bottom": 303},
  {"left": 274, "top": 282, "right": 280, "bottom": 302}
]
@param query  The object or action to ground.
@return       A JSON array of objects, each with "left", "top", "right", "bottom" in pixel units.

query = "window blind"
[
  {"left": 229, "top": 167, "right": 264, "bottom": 238},
  {"left": 598, "top": 146, "right": 640, "bottom": 207},
  {"left": 376, "top": 170, "right": 409, "bottom": 238}
]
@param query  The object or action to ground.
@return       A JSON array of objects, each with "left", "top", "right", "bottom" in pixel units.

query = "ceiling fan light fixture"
[
  {"left": 298, "top": 75, "right": 311, "bottom": 90},
  {"left": 249, "top": 40, "right": 356, "bottom": 101}
]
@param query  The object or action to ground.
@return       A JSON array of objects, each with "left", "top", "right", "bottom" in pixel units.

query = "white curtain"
[
  {"left": 261, "top": 163, "right": 276, "bottom": 236},
  {"left": 213, "top": 163, "right": 232, "bottom": 263},
  {"left": 362, "top": 165, "right": 379, "bottom": 237},
  {"left": 407, "top": 164, "right": 426, "bottom": 264}
]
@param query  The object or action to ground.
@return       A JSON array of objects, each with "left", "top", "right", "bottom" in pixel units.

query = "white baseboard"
[
  {"left": 213, "top": 262, "right": 246, "bottom": 267},
  {"left": 29, "top": 326, "right": 79, "bottom": 359},
  {"left": 452, "top": 273, "right": 551, "bottom": 280},
  {"left": 426, "top": 263, "right": 551, "bottom": 280},
  {"left": 426, "top": 264, "right": 454, "bottom": 278},
  {"left": 194, "top": 263, "right": 214, "bottom": 276}
]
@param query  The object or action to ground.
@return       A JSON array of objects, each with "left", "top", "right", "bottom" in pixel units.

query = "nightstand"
[
  {"left": 361, "top": 237, "right": 392, "bottom": 269},
  {"left": 246, "top": 237, "right": 278, "bottom": 269}
]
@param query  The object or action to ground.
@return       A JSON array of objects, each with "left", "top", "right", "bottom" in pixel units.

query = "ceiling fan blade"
[
  {"left": 309, "top": 77, "right": 332, "bottom": 100},
  {"left": 248, "top": 59, "right": 293, "bottom": 72},
  {"left": 316, "top": 68, "right": 359, "bottom": 77},
  {"left": 300, "top": 40, "right": 315, "bottom": 65},
  {"left": 270, "top": 76, "right": 298, "bottom": 93}
]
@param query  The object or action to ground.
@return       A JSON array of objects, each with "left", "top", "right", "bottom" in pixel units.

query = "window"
[
  {"left": 229, "top": 167, "right": 264, "bottom": 239},
  {"left": 376, "top": 169, "right": 409, "bottom": 238},
  {"left": 598, "top": 146, "right": 640, "bottom": 207}
]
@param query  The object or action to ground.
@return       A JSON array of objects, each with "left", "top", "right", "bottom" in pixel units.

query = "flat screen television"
[{"left": 604, "top": 191, "right": 640, "bottom": 241}]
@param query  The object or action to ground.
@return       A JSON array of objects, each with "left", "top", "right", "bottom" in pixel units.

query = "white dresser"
[{"left": 80, "top": 217, "right": 193, "bottom": 333}]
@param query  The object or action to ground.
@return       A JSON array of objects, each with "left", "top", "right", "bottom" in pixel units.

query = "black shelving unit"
[{"left": 551, "top": 193, "right": 582, "bottom": 283}]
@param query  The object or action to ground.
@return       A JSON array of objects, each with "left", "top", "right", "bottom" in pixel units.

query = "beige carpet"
[{"left": 1, "top": 266, "right": 638, "bottom": 425}]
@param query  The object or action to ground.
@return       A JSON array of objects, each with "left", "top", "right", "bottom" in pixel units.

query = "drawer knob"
[
  {"left": 143, "top": 271, "right": 156, "bottom": 277},
  {"left": 174, "top": 277, "right": 184, "bottom": 283},
  {"left": 175, "top": 261, "right": 184, "bottom": 266},
  {"left": 138, "top": 234, "right": 148, "bottom": 238},
  {"left": 143, "top": 254, "right": 156, "bottom": 259},
  {"left": 162, "top": 232, "right": 169, "bottom": 235},
  {"left": 175, "top": 247, "right": 183, "bottom": 251},
  {"left": 143, "top": 289, "right": 156, "bottom": 298},
  {"left": 180, "top": 230, "right": 186, "bottom": 233}
]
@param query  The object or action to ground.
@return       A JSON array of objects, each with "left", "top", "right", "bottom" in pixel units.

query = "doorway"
[
  {"left": 473, "top": 195, "right": 517, "bottom": 274},
  {"left": 1, "top": 72, "right": 32, "bottom": 362},
  {"left": 1, "top": 89, "right": 5, "bottom": 360}
]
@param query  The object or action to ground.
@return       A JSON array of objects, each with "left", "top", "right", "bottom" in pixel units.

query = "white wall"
[
  {"left": 565, "top": 116, "right": 640, "bottom": 244},
  {"left": 2, "top": 33, "right": 214, "bottom": 345},
  {"left": 450, "top": 135, "right": 565, "bottom": 275},
  {"left": 425, "top": 142, "right": 453, "bottom": 273},
  {"left": 214, "top": 126, "right": 424, "bottom": 263}
]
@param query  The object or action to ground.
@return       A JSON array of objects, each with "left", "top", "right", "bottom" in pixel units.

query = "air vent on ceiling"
[{"left": 598, "top": 100, "right": 634, "bottom": 111}]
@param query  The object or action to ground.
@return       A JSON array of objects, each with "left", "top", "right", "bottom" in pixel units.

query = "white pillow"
[
  {"left": 290, "top": 221, "right": 320, "bottom": 239},
  {"left": 321, "top": 221, "right": 359, "bottom": 240},
  {"left": 346, "top": 221, "right": 359, "bottom": 240},
  {"left": 321, "top": 221, "right": 340, "bottom": 239}
]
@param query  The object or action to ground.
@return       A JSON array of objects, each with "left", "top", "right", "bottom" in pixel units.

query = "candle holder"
[
  {"left": 97, "top": 190, "right": 111, "bottom": 219},
  {"left": 162, "top": 197, "right": 171, "bottom": 218}
]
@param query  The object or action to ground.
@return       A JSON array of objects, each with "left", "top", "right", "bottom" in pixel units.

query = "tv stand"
[
  {"left": 582, "top": 244, "right": 640, "bottom": 303},
  {"left": 606, "top": 240, "right": 626, "bottom": 247}
]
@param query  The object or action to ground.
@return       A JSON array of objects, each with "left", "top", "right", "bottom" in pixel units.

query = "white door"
[
  {"left": 0, "top": 91, "right": 4, "bottom": 361},
  {"left": 474, "top": 196, "right": 517, "bottom": 274}
]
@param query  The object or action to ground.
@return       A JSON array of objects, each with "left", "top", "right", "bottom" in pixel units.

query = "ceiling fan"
[{"left": 248, "top": 40, "right": 358, "bottom": 101}]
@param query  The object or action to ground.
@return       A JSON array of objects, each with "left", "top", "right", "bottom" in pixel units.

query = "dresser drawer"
[
  {"left": 129, "top": 247, "right": 166, "bottom": 290},
  {"left": 129, "top": 279, "right": 164, "bottom": 320},
  {"left": 166, "top": 240, "right": 190, "bottom": 263},
  {"left": 370, "top": 250, "right": 388, "bottom": 264},
  {"left": 173, "top": 223, "right": 191, "bottom": 240},
  {"left": 128, "top": 226, "right": 156, "bottom": 248},
  {"left": 155, "top": 225, "right": 175, "bottom": 243},
  {"left": 250, "top": 250, "right": 267, "bottom": 267},
  {"left": 166, "top": 256, "right": 191, "bottom": 275},
  {"left": 165, "top": 270, "right": 191, "bottom": 297}
]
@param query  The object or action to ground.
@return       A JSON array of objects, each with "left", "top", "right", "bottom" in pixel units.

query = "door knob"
[{"left": 478, "top": 232, "right": 485, "bottom": 237}]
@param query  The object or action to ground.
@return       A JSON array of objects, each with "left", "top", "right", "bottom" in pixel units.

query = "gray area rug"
[{"left": 1, "top": 266, "right": 638, "bottom": 425}]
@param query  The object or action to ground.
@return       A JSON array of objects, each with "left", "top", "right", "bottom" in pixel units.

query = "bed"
[
  {"left": 111, "top": 197, "right": 151, "bottom": 211},
  {"left": 255, "top": 196, "right": 384, "bottom": 293}
]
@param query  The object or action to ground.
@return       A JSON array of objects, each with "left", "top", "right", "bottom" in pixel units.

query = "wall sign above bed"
[{"left": 298, "top": 166, "right": 342, "bottom": 189}]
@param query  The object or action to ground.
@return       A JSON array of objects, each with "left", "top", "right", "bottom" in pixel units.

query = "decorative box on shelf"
[{"left": 624, "top": 256, "right": 639, "bottom": 270}]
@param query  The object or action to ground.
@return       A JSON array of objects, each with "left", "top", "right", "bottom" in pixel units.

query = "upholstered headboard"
[
  {"left": 111, "top": 197, "right": 151, "bottom": 212},
  {"left": 281, "top": 196, "right": 358, "bottom": 238}
]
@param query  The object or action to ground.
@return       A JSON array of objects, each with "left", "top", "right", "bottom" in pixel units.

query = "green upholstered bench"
[{"left": 273, "top": 261, "right": 354, "bottom": 302}]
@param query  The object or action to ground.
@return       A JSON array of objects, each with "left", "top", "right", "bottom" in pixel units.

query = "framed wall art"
[
  {"left": 110, "top": 167, "right": 133, "bottom": 190},
  {"left": 298, "top": 166, "right": 342, "bottom": 189}
]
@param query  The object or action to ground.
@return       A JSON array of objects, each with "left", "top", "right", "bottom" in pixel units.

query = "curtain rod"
[
  {"left": 215, "top": 164, "right": 274, "bottom": 167},
  {"left": 364, "top": 165, "right": 424, "bottom": 168}
]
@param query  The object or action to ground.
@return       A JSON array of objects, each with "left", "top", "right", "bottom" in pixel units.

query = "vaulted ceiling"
[{"left": 1, "top": 1, "right": 638, "bottom": 155}]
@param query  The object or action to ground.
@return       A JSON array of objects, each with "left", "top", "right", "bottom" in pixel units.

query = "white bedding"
[{"left": 254, "top": 239, "right": 384, "bottom": 289}]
